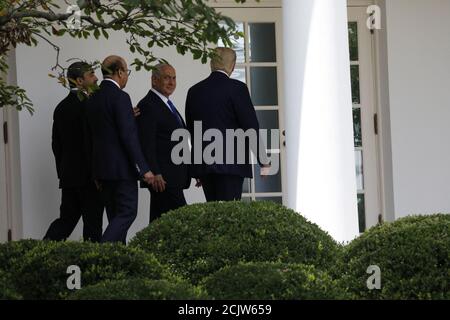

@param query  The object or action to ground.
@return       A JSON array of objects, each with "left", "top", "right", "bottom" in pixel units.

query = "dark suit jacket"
[
  {"left": 136, "top": 90, "right": 190, "bottom": 189},
  {"left": 52, "top": 91, "right": 91, "bottom": 188},
  {"left": 185, "top": 71, "right": 264, "bottom": 178},
  {"left": 85, "top": 80, "right": 150, "bottom": 181}
]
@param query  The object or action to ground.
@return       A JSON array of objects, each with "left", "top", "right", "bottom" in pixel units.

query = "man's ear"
[
  {"left": 230, "top": 62, "right": 236, "bottom": 76},
  {"left": 76, "top": 77, "right": 84, "bottom": 87}
]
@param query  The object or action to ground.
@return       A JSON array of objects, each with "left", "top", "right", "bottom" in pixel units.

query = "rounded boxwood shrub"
[
  {"left": 69, "top": 278, "right": 207, "bottom": 300},
  {"left": 0, "top": 239, "right": 46, "bottom": 300},
  {"left": 339, "top": 214, "right": 450, "bottom": 299},
  {"left": 0, "top": 269, "right": 21, "bottom": 300},
  {"left": 202, "top": 262, "right": 349, "bottom": 300},
  {"left": 12, "top": 241, "right": 172, "bottom": 300},
  {"left": 0, "top": 239, "right": 45, "bottom": 274},
  {"left": 130, "top": 201, "right": 340, "bottom": 283}
]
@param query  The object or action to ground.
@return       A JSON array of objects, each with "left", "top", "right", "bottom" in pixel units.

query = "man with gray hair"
[
  {"left": 136, "top": 63, "right": 190, "bottom": 222},
  {"left": 185, "top": 47, "right": 269, "bottom": 201}
]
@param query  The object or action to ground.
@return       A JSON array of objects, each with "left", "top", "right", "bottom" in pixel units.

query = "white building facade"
[{"left": 1, "top": 0, "right": 450, "bottom": 243}]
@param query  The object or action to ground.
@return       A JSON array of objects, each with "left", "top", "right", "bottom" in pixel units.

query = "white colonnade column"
[{"left": 283, "top": 0, "right": 359, "bottom": 242}]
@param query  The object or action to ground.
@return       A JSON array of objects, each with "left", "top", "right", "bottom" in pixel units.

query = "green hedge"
[
  {"left": 10, "top": 241, "right": 172, "bottom": 300},
  {"left": 339, "top": 214, "right": 450, "bottom": 299},
  {"left": 0, "top": 239, "right": 45, "bottom": 300},
  {"left": 130, "top": 201, "right": 340, "bottom": 283},
  {"left": 0, "top": 269, "right": 21, "bottom": 300},
  {"left": 202, "top": 262, "right": 349, "bottom": 300},
  {"left": 0, "top": 239, "right": 44, "bottom": 274},
  {"left": 69, "top": 278, "right": 206, "bottom": 300}
]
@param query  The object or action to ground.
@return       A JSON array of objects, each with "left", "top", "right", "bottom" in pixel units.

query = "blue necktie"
[{"left": 167, "top": 99, "right": 183, "bottom": 126}]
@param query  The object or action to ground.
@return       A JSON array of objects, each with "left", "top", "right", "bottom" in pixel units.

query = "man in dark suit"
[
  {"left": 136, "top": 63, "right": 190, "bottom": 222},
  {"left": 44, "top": 62, "right": 104, "bottom": 242},
  {"left": 86, "top": 55, "right": 155, "bottom": 243},
  {"left": 185, "top": 47, "right": 270, "bottom": 201}
]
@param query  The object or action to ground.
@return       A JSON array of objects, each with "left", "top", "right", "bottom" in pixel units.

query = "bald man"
[
  {"left": 85, "top": 55, "right": 154, "bottom": 243},
  {"left": 185, "top": 47, "right": 269, "bottom": 201}
]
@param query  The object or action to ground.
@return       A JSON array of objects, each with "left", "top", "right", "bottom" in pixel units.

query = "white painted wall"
[
  {"left": 15, "top": 30, "right": 208, "bottom": 241},
  {"left": 384, "top": 0, "right": 450, "bottom": 218}
]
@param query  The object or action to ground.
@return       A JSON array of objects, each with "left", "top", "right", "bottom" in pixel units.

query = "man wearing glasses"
[{"left": 86, "top": 55, "right": 154, "bottom": 243}]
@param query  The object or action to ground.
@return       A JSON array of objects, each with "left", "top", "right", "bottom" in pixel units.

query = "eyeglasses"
[{"left": 121, "top": 69, "right": 132, "bottom": 76}]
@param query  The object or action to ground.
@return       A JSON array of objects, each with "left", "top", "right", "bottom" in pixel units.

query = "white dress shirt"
[
  {"left": 151, "top": 88, "right": 174, "bottom": 113},
  {"left": 104, "top": 78, "right": 121, "bottom": 89},
  {"left": 214, "top": 70, "right": 230, "bottom": 78}
]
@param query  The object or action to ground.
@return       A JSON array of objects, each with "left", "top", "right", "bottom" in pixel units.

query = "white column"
[{"left": 283, "top": 0, "right": 359, "bottom": 242}]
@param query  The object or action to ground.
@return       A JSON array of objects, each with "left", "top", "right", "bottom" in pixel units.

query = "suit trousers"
[
  {"left": 149, "top": 187, "right": 187, "bottom": 223},
  {"left": 44, "top": 182, "right": 104, "bottom": 242},
  {"left": 200, "top": 174, "right": 244, "bottom": 202},
  {"left": 100, "top": 180, "right": 138, "bottom": 244}
]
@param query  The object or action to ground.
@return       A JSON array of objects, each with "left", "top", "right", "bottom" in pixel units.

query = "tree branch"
[
  {"left": 80, "top": 13, "right": 130, "bottom": 29},
  {"left": 0, "top": 1, "right": 90, "bottom": 27},
  {"left": 30, "top": 31, "right": 63, "bottom": 72}
]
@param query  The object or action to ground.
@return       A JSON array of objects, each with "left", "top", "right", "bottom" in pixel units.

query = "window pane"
[
  {"left": 348, "top": 22, "right": 359, "bottom": 61},
  {"left": 231, "top": 67, "right": 246, "bottom": 84},
  {"left": 355, "top": 150, "right": 364, "bottom": 191},
  {"left": 218, "top": 22, "right": 245, "bottom": 63},
  {"left": 234, "top": 22, "right": 245, "bottom": 64},
  {"left": 254, "top": 152, "right": 281, "bottom": 193},
  {"left": 250, "top": 67, "right": 278, "bottom": 106},
  {"left": 358, "top": 193, "right": 366, "bottom": 233},
  {"left": 351, "top": 65, "right": 360, "bottom": 104},
  {"left": 256, "top": 110, "right": 279, "bottom": 150},
  {"left": 255, "top": 197, "right": 282, "bottom": 204},
  {"left": 353, "top": 108, "right": 362, "bottom": 147},
  {"left": 249, "top": 23, "right": 276, "bottom": 62}
]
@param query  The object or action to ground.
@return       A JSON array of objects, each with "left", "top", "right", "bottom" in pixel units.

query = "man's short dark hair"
[{"left": 67, "top": 62, "right": 92, "bottom": 88}]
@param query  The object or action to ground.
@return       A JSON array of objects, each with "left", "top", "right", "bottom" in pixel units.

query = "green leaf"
[
  {"left": 101, "top": 29, "right": 109, "bottom": 39},
  {"left": 94, "top": 29, "right": 100, "bottom": 39},
  {"left": 192, "top": 50, "right": 202, "bottom": 60}
]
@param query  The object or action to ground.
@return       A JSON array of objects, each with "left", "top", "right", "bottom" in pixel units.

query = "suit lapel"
[{"left": 148, "top": 90, "right": 185, "bottom": 128}]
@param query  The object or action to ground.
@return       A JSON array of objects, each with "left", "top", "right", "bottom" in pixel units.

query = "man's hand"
[
  {"left": 195, "top": 178, "right": 202, "bottom": 187},
  {"left": 260, "top": 164, "right": 271, "bottom": 178},
  {"left": 94, "top": 180, "right": 102, "bottom": 191},
  {"left": 151, "top": 174, "right": 167, "bottom": 193},
  {"left": 133, "top": 106, "right": 141, "bottom": 117},
  {"left": 143, "top": 171, "right": 155, "bottom": 185}
]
